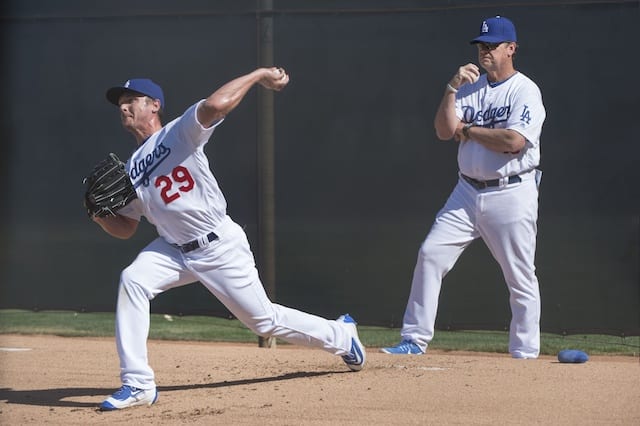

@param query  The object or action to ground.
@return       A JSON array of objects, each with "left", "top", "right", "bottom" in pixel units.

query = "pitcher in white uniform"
[
  {"left": 382, "top": 16, "right": 546, "bottom": 358},
  {"left": 93, "top": 68, "right": 365, "bottom": 411}
]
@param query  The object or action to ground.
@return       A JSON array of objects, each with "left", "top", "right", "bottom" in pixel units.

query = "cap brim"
[
  {"left": 106, "top": 87, "right": 146, "bottom": 106},
  {"left": 470, "top": 35, "right": 514, "bottom": 44}
]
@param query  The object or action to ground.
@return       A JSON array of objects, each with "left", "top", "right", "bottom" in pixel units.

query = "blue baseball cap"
[
  {"left": 106, "top": 78, "right": 165, "bottom": 108},
  {"left": 470, "top": 16, "right": 517, "bottom": 44}
]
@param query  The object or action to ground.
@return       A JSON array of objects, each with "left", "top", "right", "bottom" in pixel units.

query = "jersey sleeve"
[
  {"left": 176, "top": 100, "right": 225, "bottom": 150},
  {"left": 506, "top": 79, "right": 546, "bottom": 148}
]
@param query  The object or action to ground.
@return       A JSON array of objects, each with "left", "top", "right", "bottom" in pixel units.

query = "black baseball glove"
[{"left": 83, "top": 153, "right": 137, "bottom": 217}]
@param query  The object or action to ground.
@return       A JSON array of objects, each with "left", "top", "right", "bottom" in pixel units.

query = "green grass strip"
[{"left": 0, "top": 309, "right": 637, "bottom": 356}]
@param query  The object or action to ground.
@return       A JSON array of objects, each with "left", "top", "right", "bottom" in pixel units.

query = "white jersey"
[
  {"left": 455, "top": 72, "right": 545, "bottom": 180},
  {"left": 119, "top": 100, "right": 227, "bottom": 245}
]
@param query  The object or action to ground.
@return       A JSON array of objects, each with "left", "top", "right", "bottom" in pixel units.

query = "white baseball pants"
[
  {"left": 114, "top": 215, "right": 353, "bottom": 389},
  {"left": 401, "top": 170, "right": 541, "bottom": 358}
]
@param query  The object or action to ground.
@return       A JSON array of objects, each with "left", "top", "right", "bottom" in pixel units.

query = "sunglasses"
[{"left": 477, "top": 42, "right": 505, "bottom": 51}]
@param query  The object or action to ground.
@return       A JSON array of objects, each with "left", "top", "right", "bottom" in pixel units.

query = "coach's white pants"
[
  {"left": 401, "top": 172, "right": 541, "bottom": 358},
  {"left": 115, "top": 216, "right": 354, "bottom": 389}
]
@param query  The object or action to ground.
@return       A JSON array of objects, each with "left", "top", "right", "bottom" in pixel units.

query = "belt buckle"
[{"left": 197, "top": 234, "right": 211, "bottom": 249}]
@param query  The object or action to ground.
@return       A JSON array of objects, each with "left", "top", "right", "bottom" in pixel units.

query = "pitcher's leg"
[
  {"left": 115, "top": 275, "right": 153, "bottom": 389},
  {"left": 116, "top": 238, "right": 196, "bottom": 389},
  {"left": 248, "top": 294, "right": 354, "bottom": 355},
  {"left": 188, "top": 221, "right": 354, "bottom": 356}
]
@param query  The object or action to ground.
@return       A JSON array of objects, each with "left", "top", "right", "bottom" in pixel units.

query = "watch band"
[{"left": 462, "top": 123, "right": 474, "bottom": 138}]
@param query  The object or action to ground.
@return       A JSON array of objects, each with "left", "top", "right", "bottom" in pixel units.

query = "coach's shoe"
[
  {"left": 337, "top": 314, "right": 366, "bottom": 371},
  {"left": 511, "top": 351, "right": 538, "bottom": 360},
  {"left": 99, "top": 385, "right": 158, "bottom": 411},
  {"left": 380, "top": 339, "right": 424, "bottom": 355}
]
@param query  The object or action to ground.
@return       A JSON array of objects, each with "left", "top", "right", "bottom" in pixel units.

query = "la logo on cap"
[
  {"left": 124, "top": 80, "right": 131, "bottom": 88},
  {"left": 470, "top": 15, "right": 517, "bottom": 44}
]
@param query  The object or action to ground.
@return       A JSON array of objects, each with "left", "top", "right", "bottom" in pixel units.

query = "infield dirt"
[{"left": 1, "top": 334, "right": 638, "bottom": 425}]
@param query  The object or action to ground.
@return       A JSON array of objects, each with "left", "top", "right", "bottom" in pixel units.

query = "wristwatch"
[{"left": 462, "top": 123, "right": 474, "bottom": 138}]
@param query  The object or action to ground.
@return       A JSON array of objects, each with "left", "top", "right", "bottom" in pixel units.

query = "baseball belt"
[
  {"left": 171, "top": 232, "right": 218, "bottom": 253},
  {"left": 461, "top": 173, "right": 522, "bottom": 190}
]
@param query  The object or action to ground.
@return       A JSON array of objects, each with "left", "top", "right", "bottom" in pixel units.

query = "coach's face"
[{"left": 476, "top": 41, "right": 516, "bottom": 71}]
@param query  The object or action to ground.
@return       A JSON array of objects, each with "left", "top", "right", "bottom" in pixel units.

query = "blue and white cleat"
[
  {"left": 380, "top": 339, "right": 424, "bottom": 355},
  {"left": 99, "top": 385, "right": 158, "bottom": 411},
  {"left": 337, "top": 314, "right": 366, "bottom": 371}
]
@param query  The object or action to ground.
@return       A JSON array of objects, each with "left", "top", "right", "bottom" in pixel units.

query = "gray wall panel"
[{"left": 1, "top": 1, "right": 638, "bottom": 334}]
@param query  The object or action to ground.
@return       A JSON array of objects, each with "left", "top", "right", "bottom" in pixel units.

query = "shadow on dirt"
[{"left": 0, "top": 370, "right": 348, "bottom": 408}]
